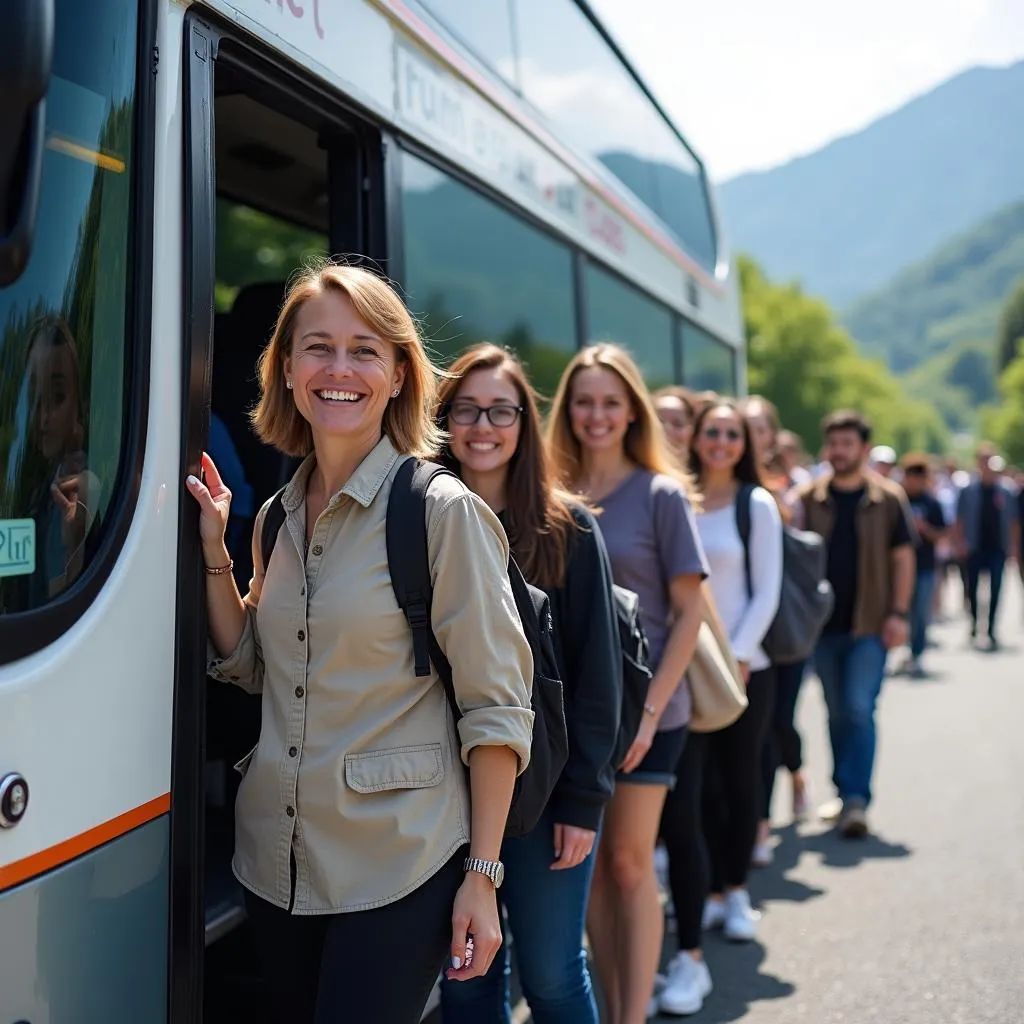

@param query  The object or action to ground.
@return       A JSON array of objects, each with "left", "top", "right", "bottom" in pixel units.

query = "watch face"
[{"left": 493, "top": 862, "right": 505, "bottom": 888}]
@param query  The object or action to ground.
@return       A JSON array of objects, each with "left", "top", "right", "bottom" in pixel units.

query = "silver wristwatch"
[{"left": 463, "top": 856, "right": 505, "bottom": 888}]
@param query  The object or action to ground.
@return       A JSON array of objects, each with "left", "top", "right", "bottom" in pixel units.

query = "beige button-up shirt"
[{"left": 209, "top": 436, "right": 534, "bottom": 914}]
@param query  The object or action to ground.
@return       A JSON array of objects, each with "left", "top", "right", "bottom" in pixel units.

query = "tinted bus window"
[
  {"left": 516, "top": 0, "right": 716, "bottom": 270},
  {"left": 0, "top": 0, "right": 137, "bottom": 615},
  {"left": 401, "top": 152, "right": 577, "bottom": 398},
  {"left": 683, "top": 322, "right": 736, "bottom": 394},
  {"left": 586, "top": 265, "right": 675, "bottom": 390}
]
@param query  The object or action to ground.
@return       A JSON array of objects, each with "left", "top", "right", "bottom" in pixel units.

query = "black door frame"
[{"left": 172, "top": 13, "right": 388, "bottom": 1021}]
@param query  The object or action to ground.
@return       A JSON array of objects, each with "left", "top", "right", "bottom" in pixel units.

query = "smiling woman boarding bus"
[{"left": 0, "top": 0, "right": 742, "bottom": 1019}]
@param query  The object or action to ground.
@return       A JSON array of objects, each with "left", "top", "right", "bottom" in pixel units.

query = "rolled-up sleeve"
[
  {"left": 427, "top": 491, "right": 535, "bottom": 773},
  {"left": 206, "top": 503, "right": 268, "bottom": 694}
]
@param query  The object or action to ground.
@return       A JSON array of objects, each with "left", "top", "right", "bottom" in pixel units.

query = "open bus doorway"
[{"left": 180, "top": 25, "right": 388, "bottom": 1020}]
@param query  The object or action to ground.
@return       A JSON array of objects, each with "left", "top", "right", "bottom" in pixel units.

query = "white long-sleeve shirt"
[{"left": 697, "top": 487, "right": 784, "bottom": 672}]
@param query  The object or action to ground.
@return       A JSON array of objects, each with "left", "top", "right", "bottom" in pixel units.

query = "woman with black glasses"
[
  {"left": 437, "top": 344, "right": 621, "bottom": 1024},
  {"left": 657, "top": 400, "right": 783, "bottom": 1017}
]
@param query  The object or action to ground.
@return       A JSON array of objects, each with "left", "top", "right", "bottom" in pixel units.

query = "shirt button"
[
  {"left": 297, "top": 630, "right": 305, "bottom": 641},
  {"left": 289, "top": 746, "right": 298, "bottom": 757},
  {"left": 286, "top": 805, "right": 295, "bottom": 817},
  {"left": 295, "top": 686, "right": 304, "bottom": 698},
  {"left": 312, "top": 544, "right": 323, "bottom": 556}
]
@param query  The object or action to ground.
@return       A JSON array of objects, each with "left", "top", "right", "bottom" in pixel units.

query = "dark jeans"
[
  {"left": 243, "top": 848, "right": 466, "bottom": 1024},
  {"left": 910, "top": 569, "right": 936, "bottom": 659},
  {"left": 966, "top": 549, "right": 1006, "bottom": 638},
  {"left": 440, "top": 807, "right": 598, "bottom": 1024},
  {"left": 761, "top": 659, "right": 806, "bottom": 819},
  {"left": 814, "top": 633, "right": 887, "bottom": 806},
  {"left": 661, "top": 668, "right": 775, "bottom": 951}
]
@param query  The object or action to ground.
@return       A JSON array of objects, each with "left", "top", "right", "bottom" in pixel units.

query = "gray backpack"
[{"left": 736, "top": 484, "right": 834, "bottom": 665}]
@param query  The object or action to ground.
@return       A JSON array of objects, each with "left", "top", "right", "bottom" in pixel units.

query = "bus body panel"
[
  {"left": 0, "top": 817, "right": 170, "bottom": 1022},
  {"left": 192, "top": 0, "right": 745, "bottom": 352}
]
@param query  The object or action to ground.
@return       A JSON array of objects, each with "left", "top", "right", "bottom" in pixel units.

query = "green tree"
[
  {"left": 983, "top": 339, "right": 1024, "bottom": 465},
  {"left": 739, "top": 256, "right": 947, "bottom": 454},
  {"left": 996, "top": 276, "right": 1024, "bottom": 371}
]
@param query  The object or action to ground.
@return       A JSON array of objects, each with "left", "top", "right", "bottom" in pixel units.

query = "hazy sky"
[{"left": 589, "top": 0, "right": 1024, "bottom": 182}]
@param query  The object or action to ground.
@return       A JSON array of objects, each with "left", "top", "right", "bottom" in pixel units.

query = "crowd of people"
[{"left": 189, "top": 260, "right": 1018, "bottom": 1024}]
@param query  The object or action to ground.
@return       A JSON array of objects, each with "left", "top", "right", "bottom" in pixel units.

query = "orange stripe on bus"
[{"left": 0, "top": 793, "right": 171, "bottom": 892}]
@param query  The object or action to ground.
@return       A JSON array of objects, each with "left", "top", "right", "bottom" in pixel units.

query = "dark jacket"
[{"left": 525, "top": 503, "right": 622, "bottom": 832}]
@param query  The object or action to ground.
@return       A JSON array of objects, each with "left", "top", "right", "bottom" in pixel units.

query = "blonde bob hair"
[
  {"left": 547, "top": 342, "right": 698, "bottom": 501},
  {"left": 251, "top": 261, "right": 443, "bottom": 458}
]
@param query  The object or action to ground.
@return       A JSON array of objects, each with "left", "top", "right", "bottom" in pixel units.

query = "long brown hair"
[
  {"left": 436, "top": 344, "right": 578, "bottom": 590},
  {"left": 547, "top": 343, "right": 699, "bottom": 502},
  {"left": 689, "top": 400, "right": 764, "bottom": 487}
]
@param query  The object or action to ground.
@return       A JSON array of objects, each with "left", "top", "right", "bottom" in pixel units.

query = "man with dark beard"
[{"left": 795, "top": 412, "right": 916, "bottom": 838}]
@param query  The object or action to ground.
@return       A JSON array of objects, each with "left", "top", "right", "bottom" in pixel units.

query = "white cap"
[{"left": 870, "top": 445, "right": 897, "bottom": 466}]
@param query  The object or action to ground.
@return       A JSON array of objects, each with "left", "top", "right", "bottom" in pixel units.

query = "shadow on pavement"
[
  {"left": 799, "top": 826, "right": 912, "bottom": 870},
  {"left": 745, "top": 825, "right": 826, "bottom": 906},
  {"left": 653, "top": 938, "right": 795, "bottom": 1023}
]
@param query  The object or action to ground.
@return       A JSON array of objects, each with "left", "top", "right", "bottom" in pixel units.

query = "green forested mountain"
[{"left": 843, "top": 199, "right": 1024, "bottom": 373}]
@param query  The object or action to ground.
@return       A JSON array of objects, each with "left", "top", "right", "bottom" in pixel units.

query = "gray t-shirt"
[{"left": 596, "top": 469, "right": 709, "bottom": 730}]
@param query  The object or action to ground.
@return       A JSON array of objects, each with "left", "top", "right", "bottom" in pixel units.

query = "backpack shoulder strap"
[
  {"left": 386, "top": 459, "right": 459, "bottom": 701},
  {"left": 735, "top": 483, "right": 756, "bottom": 598},
  {"left": 259, "top": 488, "right": 287, "bottom": 574}
]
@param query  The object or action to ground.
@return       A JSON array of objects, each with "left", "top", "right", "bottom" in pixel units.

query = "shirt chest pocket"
[{"left": 344, "top": 742, "right": 445, "bottom": 793}]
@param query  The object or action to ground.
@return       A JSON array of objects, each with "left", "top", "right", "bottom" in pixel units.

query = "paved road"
[{"left": 652, "top": 580, "right": 1024, "bottom": 1024}]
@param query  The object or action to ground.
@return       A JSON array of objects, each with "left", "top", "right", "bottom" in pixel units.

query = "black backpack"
[
  {"left": 260, "top": 457, "right": 569, "bottom": 839},
  {"left": 736, "top": 483, "right": 834, "bottom": 665},
  {"left": 611, "top": 585, "right": 653, "bottom": 768}
]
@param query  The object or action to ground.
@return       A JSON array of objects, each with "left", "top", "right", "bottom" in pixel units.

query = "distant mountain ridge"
[{"left": 718, "top": 60, "right": 1024, "bottom": 308}]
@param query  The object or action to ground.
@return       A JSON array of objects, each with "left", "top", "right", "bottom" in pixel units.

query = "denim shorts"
[{"left": 616, "top": 725, "right": 688, "bottom": 788}]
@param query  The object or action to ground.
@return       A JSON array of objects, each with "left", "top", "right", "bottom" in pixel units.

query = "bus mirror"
[{"left": 0, "top": 0, "right": 54, "bottom": 286}]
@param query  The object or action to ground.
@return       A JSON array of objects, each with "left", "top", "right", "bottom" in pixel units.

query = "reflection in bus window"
[
  {"left": 586, "top": 264, "right": 675, "bottom": 391},
  {"left": 400, "top": 152, "right": 577, "bottom": 399},
  {"left": 415, "top": 0, "right": 518, "bottom": 83},
  {"left": 516, "top": 0, "right": 717, "bottom": 270},
  {"left": 683, "top": 321, "right": 736, "bottom": 394},
  {"left": 0, "top": 0, "right": 136, "bottom": 615}
]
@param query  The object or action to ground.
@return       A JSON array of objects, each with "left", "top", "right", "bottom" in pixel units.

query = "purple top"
[{"left": 596, "top": 469, "right": 709, "bottom": 730}]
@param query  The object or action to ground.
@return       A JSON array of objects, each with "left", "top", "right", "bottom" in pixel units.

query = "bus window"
[
  {"left": 400, "top": 151, "right": 577, "bottom": 400},
  {"left": 586, "top": 263, "right": 676, "bottom": 391},
  {"left": 0, "top": 0, "right": 137, "bottom": 619},
  {"left": 683, "top": 320, "right": 737, "bottom": 395}
]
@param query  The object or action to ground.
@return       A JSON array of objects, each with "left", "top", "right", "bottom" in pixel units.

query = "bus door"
[{"left": 177, "top": 13, "right": 390, "bottom": 1020}]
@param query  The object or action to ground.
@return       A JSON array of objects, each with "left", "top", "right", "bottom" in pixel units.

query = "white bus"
[{"left": 0, "top": 0, "right": 743, "bottom": 1019}]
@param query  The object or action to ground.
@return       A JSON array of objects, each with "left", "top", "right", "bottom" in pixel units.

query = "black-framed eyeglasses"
[
  {"left": 447, "top": 401, "right": 524, "bottom": 428},
  {"left": 701, "top": 426, "right": 742, "bottom": 442}
]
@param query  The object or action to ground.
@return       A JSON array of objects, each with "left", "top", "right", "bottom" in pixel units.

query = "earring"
[
  {"left": 286, "top": 380, "right": 293, "bottom": 390},
  {"left": 391, "top": 389, "right": 400, "bottom": 398}
]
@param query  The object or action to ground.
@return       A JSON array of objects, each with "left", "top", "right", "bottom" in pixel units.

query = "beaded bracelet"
[{"left": 205, "top": 560, "right": 234, "bottom": 576}]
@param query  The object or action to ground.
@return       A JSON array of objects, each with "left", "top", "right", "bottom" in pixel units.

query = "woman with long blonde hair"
[{"left": 548, "top": 343, "right": 708, "bottom": 1024}]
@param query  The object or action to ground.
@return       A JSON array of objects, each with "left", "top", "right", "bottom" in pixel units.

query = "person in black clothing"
[
  {"left": 897, "top": 454, "right": 947, "bottom": 677},
  {"left": 955, "top": 446, "right": 1017, "bottom": 649},
  {"left": 436, "top": 344, "right": 621, "bottom": 1024}
]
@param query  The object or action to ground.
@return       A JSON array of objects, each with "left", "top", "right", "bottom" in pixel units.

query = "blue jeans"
[
  {"left": 439, "top": 807, "right": 598, "bottom": 1024},
  {"left": 910, "top": 569, "right": 936, "bottom": 659},
  {"left": 814, "top": 633, "right": 887, "bottom": 806}
]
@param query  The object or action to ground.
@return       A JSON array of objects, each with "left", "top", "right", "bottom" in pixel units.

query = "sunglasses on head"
[
  {"left": 701, "top": 426, "right": 742, "bottom": 442},
  {"left": 447, "top": 400, "right": 523, "bottom": 428}
]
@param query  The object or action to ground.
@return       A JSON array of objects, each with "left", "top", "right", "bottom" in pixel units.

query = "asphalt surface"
[{"left": 651, "top": 579, "right": 1024, "bottom": 1024}]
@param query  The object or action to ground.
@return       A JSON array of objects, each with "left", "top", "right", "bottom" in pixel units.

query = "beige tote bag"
[{"left": 688, "top": 583, "right": 748, "bottom": 733}]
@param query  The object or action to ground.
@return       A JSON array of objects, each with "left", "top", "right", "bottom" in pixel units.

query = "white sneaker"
[
  {"left": 751, "top": 840, "right": 774, "bottom": 867},
  {"left": 723, "top": 889, "right": 760, "bottom": 942},
  {"left": 658, "top": 952, "right": 713, "bottom": 1016},
  {"left": 701, "top": 897, "right": 726, "bottom": 931}
]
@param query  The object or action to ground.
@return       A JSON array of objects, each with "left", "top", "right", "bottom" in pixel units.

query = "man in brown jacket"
[{"left": 796, "top": 411, "right": 916, "bottom": 838}]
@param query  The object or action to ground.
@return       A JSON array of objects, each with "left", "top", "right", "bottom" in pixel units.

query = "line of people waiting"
[{"left": 189, "top": 260, "right": 955, "bottom": 1024}]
